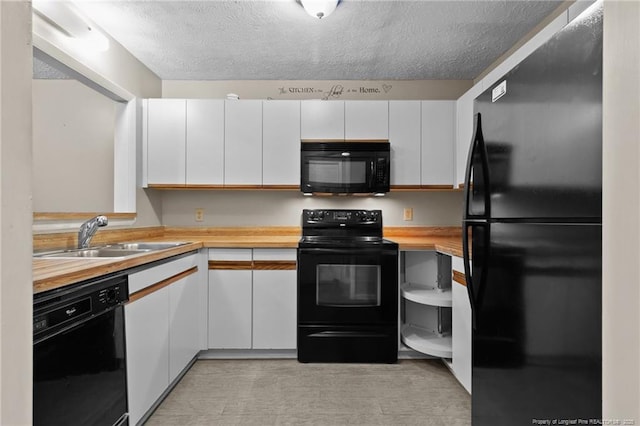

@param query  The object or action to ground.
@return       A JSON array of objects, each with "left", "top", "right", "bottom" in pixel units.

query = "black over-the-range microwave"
[{"left": 300, "top": 140, "right": 390, "bottom": 195}]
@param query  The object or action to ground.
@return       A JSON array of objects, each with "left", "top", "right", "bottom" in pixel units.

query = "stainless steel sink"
[
  {"left": 34, "top": 242, "right": 189, "bottom": 259},
  {"left": 104, "top": 242, "right": 189, "bottom": 251},
  {"left": 35, "top": 248, "right": 151, "bottom": 259}
]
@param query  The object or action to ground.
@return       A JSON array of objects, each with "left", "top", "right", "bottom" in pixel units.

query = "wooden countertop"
[
  {"left": 33, "top": 242, "right": 203, "bottom": 294},
  {"left": 33, "top": 226, "right": 463, "bottom": 294}
]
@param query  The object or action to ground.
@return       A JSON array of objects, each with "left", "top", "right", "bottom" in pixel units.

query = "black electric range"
[{"left": 297, "top": 209, "right": 398, "bottom": 363}]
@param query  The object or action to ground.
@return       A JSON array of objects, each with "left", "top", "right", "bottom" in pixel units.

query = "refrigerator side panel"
[
  {"left": 472, "top": 222, "right": 601, "bottom": 425},
  {"left": 475, "top": 6, "right": 602, "bottom": 220}
]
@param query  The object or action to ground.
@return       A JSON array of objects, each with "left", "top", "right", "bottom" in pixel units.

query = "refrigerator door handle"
[
  {"left": 462, "top": 113, "right": 491, "bottom": 220},
  {"left": 462, "top": 221, "right": 490, "bottom": 330}
]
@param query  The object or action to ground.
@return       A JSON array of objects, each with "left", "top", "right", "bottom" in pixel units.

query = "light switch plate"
[{"left": 403, "top": 208, "right": 413, "bottom": 221}]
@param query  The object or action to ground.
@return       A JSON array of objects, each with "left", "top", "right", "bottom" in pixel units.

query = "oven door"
[
  {"left": 297, "top": 246, "right": 398, "bottom": 325},
  {"left": 300, "top": 150, "right": 389, "bottom": 194}
]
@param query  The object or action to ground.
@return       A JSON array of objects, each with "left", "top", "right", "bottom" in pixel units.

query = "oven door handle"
[
  {"left": 299, "top": 247, "right": 394, "bottom": 256},
  {"left": 308, "top": 331, "right": 389, "bottom": 338}
]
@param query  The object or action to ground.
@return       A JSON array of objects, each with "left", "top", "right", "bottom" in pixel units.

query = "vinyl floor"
[{"left": 146, "top": 359, "right": 471, "bottom": 426}]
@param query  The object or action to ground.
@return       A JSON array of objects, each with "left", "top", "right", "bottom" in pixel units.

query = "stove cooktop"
[{"left": 298, "top": 235, "right": 398, "bottom": 249}]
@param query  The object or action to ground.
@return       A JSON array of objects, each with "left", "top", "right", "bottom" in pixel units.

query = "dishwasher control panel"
[{"left": 33, "top": 274, "right": 128, "bottom": 339}]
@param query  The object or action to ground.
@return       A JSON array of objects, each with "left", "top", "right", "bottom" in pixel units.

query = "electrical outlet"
[
  {"left": 195, "top": 208, "right": 204, "bottom": 222},
  {"left": 403, "top": 208, "right": 413, "bottom": 221}
]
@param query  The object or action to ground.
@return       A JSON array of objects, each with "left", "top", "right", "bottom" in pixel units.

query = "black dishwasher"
[{"left": 34, "top": 274, "right": 129, "bottom": 426}]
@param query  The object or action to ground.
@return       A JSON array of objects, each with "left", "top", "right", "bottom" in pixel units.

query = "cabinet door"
[
  {"left": 208, "top": 270, "right": 252, "bottom": 348},
  {"left": 389, "top": 101, "right": 421, "bottom": 186},
  {"left": 125, "top": 288, "right": 169, "bottom": 425},
  {"left": 224, "top": 100, "right": 262, "bottom": 185},
  {"left": 186, "top": 99, "right": 224, "bottom": 185},
  {"left": 168, "top": 271, "right": 200, "bottom": 383},
  {"left": 263, "top": 100, "right": 300, "bottom": 186},
  {"left": 146, "top": 99, "right": 186, "bottom": 185},
  {"left": 421, "top": 101, "right": 455, "bottom": 186},
  {"left": 301, "top": 100, "right": 344, "bottom": 139},
  {"left": 252, "top": 270, "right": 297, "bottom": 349},
  {"left": 452, "top": 258, "right": 472, "bottom": 394},
  {"left": 345, "top": 101, "right": 389, "bottom": 139},
  {"left": 455, "top": 84, "right": 484, "bottom": 188}
]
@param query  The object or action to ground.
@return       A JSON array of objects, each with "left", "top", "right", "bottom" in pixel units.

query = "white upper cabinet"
[
  {"left": 344, "top": 101, "right": 389, "bottom": 139},
  {"left": 263, "top": 100, "right": 301, "bottom": 186},
  {"left": 146, "top": 99, "right": 186, "bottom": 185},
  {"left": 301, "top": 100, "right": 344, "bottom": 140},
  {"left": 224, "top": 100, "right": 263, "bottom": 185},
  {"left": 421, "top": 101, "right": 455, "bottom": 187},
  {"left": 389, "top": 101, "right": 421, "bottom": 186},
  {"left": 186, "top": 99, "right": 224, "bottom": 185}
]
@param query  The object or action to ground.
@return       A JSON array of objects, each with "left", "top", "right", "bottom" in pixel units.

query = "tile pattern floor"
[{"left": 147, "top": 359, "right": 470, "bottom": 425}]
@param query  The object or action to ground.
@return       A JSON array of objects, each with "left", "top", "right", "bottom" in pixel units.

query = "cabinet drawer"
[
  {"left": 129, "top": 254, "right": 197, "bottom": 294},
  {"left": 252, "top": 249, "right": 296, "bottom": 261},
  {"left": 208, "top": 248, "right": 252, "bottom": 261}
]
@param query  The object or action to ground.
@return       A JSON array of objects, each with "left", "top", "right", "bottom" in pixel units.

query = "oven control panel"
[{"left": 303, "top": 209, "right": 381, "bottom": 225}]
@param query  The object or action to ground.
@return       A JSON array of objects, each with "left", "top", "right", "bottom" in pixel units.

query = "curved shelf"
[
  {"left": 401, "top": 283, "right": 452, "bottom": 307},
  {"left": 401, "top": 325, "right": 452, "bottom": 358}
]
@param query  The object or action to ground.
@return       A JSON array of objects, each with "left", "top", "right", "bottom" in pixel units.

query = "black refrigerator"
[{"left": 462, "top": 3, "right": 602, "bottom": 425}]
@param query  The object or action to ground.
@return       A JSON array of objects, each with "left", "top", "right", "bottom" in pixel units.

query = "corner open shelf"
[
  {"left": 400, "top": 251, "right": 452, "bottom": 359},
  {"left": 401, "top": 283, "right": 452, "bottom": 307},
  {"left": 401, "top": 325, "right": 453, "bottom": 359}
]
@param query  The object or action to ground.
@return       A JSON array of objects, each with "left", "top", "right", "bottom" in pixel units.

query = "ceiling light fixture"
[
  {"left": 33, "top": 0, "right": 110, "bottom": 52},
  {"left": 300, "top": 0, "right": 339, "bottom": 20}
]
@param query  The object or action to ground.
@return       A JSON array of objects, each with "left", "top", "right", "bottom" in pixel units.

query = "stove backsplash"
[{"left": 159, "top": 190, "right": 462, "bottom": 227}]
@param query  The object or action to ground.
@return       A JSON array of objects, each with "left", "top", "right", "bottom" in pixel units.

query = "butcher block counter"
[{"left": 33, "top": 226, "right": 463, "bottom": 294}]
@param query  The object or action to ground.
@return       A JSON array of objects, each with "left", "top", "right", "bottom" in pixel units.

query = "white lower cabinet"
[
  {"left": 400, "top": 250, "right": 452, "bottom": 358},
  {"left": 208, "top": 248, "right": 297, "bottom": 350},
  {"left": 208, "top": 269, "right": 253, "bottom": 349},
  {"left": 168, "top": 270, "right": 201, "bottom": 382},
  {"left": 252, "top": 269, "right": 297, "bottom": 349},
  {"left": 125, "top": 287, "right": 170, "bottom": 426},
  {"left": 125, "top": 253, "right": 201, "bottom": 425},
  {"left": 451, "top": 255, "right": 472, "bottom": 394}
]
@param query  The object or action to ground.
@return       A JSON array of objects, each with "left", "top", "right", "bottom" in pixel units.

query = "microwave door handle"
[{"left": 370, "top": 160, "right": 375, "bottom": 184}]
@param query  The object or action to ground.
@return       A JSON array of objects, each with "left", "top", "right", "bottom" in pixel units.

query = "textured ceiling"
[{"left": 64, "top": 1, "right": 564, "bottom": 81}]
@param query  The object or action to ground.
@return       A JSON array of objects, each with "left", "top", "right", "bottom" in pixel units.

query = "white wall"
[
  {"left": 31, "top": 1, "right": 163, "bottom": 227},
  {"left": 602, "top": 0, "right": 640, "bottom": 419},
  {"left": 0, "top": 1, "right": 32, "bottom": 424},
  {"left": 32, "top": 79, "right": 115, "bottom": 212},
  {"left": 162, "top": 80, "right": 472, "bottom": 100},
  {"left": 160, "top": 191, "right": 462, "bottom": 227}
]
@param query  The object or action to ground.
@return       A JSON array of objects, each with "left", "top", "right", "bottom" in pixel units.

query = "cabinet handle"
[{"left": 128, "top": 266, "right": 198, "bottom": 303}]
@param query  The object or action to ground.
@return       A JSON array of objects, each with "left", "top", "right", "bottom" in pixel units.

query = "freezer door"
[
  {"left": 474, "top": 5, "right": 602, "bottom": 220},
  {"left": 472, "top": 222, "right": 601, "bottom": 425}
]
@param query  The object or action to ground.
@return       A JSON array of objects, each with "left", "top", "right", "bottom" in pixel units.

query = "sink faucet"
[{"left": 78, "top": 215, "right": 108, "bottom": 249}]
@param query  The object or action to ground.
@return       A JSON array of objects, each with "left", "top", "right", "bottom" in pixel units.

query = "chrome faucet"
[{"left": 78, "top": 215, "right": 108, "bottom": 249}]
